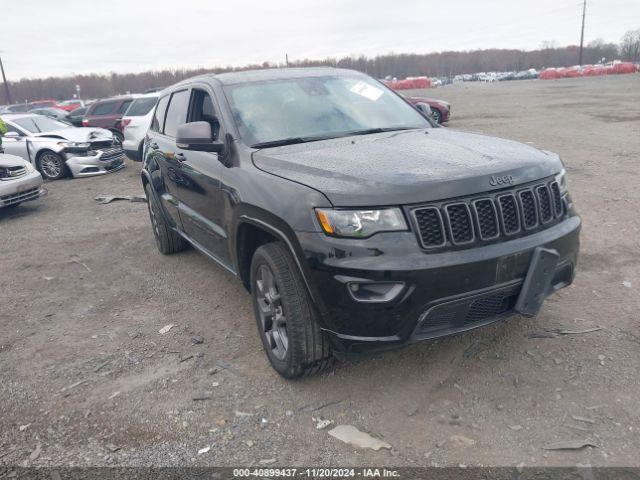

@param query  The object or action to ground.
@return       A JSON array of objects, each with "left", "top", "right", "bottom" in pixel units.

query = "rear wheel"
[
  {"left": 250, "top": 242, "right": 333, "bottom": 378},
  {"left": 144, "top": 183, "right": 187, "bottom": 254},
  {"left": 37, "top": 151, "right": 68, "bottom": 180}
]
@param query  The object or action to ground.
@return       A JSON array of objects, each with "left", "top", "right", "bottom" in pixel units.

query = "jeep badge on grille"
[{"left": 489, "top": 174, "right": 515, "bottom": 186}]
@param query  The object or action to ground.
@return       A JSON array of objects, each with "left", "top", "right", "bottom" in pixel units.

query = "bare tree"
[
  {"left": 2, "top": 37, "right": 638, "bottom": 105},
  {"left": 620, "top": 29, "right": 640, "bottom": 62}
]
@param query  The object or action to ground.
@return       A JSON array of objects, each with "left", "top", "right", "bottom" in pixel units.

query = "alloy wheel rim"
[
  {"left": 255, "top": 264, "right": 288, "bottom": 360},
  {"left": 40, "top": 154, "right": 62, "bottom": 178}
]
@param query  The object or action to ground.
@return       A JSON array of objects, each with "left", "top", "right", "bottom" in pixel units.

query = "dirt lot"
[{"left": 1, "top": 74, "right": 639, "bottom": 468}]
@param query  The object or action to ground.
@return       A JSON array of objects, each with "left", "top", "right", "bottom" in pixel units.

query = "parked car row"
[
  {"left": 0, "top": 113, "right": 126, "bottom": 181},
  {"left": 2, "top": 91, "right": 161, "bottom": 161},
  {"left": 453, "top": 69, "right": 540, "bottom": 83},
  {"left": 0, "top": 98, "right": 87, "bottom": 114}
]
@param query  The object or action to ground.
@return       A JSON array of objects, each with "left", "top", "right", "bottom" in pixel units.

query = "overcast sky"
[{"left": 1, "top": 0, "right": 638, "bottom": 80}]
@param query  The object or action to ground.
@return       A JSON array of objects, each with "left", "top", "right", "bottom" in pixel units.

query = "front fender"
[{"left": 233, "top": 207, "right": 329, "bottom": 319}]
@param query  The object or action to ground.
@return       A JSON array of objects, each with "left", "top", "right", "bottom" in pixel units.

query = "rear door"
[
  {"left": 173, "top": 86, "right": 232, "bottom": 268},
  {"left": 145, "top": 92, "right": 187, "bottom": 229}
]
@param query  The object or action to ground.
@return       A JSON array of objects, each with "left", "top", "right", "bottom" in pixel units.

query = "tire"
[
  {"left": 144, "top": 183, "right": 187, "bottom": 254},
  {"left": 250, "top": 242, "right": 333, "bottom": 378},
  {"left": 431, "top": 108, "right": 442, "bottom": 124},
  {"left": 111, "top": 129, "right": 124, "bottom": 143},
  {"left": 36, "top": 151, "right": 68, "bottom": 180}
]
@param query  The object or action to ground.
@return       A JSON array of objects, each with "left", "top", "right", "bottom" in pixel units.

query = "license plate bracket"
[{"left": 515, "top": 247, "right": 559, "bottom": 317}]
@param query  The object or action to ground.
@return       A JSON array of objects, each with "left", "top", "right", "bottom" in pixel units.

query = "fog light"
[{"left": 347, "top": 282, "right": 404, "bottom": 303}]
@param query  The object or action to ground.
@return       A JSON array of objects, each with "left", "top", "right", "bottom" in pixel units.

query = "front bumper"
[
  {"left": 297, "top": 215, "right": 580, "bottom": 353},
  {"left": 0, "top": 170, "right": 43, "bottom": 207},
  {"left": 65, "top": 148, "right": 126, "bottom": 178},
  {"left": 441, "top": 107, "right": 450, "bottom": 122}
]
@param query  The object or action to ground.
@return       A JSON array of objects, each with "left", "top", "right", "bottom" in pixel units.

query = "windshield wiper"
[
  {"left": 347, "top": 127, "right": 416, "bottom": 136},
  {"left": 251, "top": 127, "right": 417, "bottom": 149},
  {"left": 251, "top": 137, "right": 308, "bottom": 148}
]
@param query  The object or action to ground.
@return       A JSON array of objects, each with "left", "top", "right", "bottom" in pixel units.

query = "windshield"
[
  {"left": 223, "top": 75, "right": 431, "bottom": 147},
  {"left": 14, "top": 116, "right": 71, "bottom": 133}
]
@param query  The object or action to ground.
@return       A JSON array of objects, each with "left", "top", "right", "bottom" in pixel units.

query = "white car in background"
[
  {"left": 121, "top": 93, "right": 158, "bottom": 161},
  {"left": 1, "top": 113, "right": 125, "bottom": 180},
  {"left": 0, "top": 152, "right": 43, "bottom": 208}
]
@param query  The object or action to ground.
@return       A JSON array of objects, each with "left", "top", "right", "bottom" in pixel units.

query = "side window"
[
  {"left": 117, "top": 100, "right": 133, "bottom": 114},
  {"left": 163, "top": 90, "right": 190, "bottom": 138},
  {"left": 150, "top": 95, "right": 170, "bottom": 132},
  {"left": 5, "top": 124, "right": 26, "bottom": 136},
  {"left": 189, "top": 89, "right": 219, "bottom": 140},
  {"left": 90, "top": 101, "right": 116, "bottom": 116}
]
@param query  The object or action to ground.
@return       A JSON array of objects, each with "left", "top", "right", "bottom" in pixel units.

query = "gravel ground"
[{"left": 1, "top": 73, "right": 639, "bottom": 468}]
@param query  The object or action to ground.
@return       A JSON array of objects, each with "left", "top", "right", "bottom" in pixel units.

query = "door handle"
[
  {"left": 175, "top": 153, "right": 187, "bottom": 163},
  {"left": 149, "top": 142, "right": 159, "bottom": 150}
]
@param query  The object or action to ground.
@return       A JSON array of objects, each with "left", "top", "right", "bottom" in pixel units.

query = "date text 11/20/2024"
[{"left": 233, "top": 468, "right": 400, "bottom": 478}]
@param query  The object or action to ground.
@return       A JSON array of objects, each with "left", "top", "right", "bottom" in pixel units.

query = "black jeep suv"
[{"left": 142, "top": 68, "right": 580, "bottom": 378}]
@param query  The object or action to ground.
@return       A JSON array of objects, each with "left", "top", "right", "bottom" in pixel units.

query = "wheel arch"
[
  {"left": 109, "top": 128, "right": 123, "bottom": 140},
  {"left": 234, "top": 215, "right": 323, "bottom": 314},
  {"left": 35, "top": 148, "right": 68, "bottom": 178}
]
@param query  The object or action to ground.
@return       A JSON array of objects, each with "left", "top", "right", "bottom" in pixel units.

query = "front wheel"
[
  {"left": 37, "top": 151, "right": 68, "bottom": 180},
  {"left": 111, "top": 130, "right": 124, "bottom": 143},
  {"left": 431, "top": 108, "right": 442, "bottom": 124},
  {"left": 250, "top": 242, "right": 333, "bottom": 378}
]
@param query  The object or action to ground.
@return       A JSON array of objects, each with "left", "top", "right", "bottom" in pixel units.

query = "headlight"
[
  {"left": 57, "top": 141, "right": 90, "bottom": 149},
  {"left": 24, "top": 162, "right": 36, "bottom": 173},
  {"left": 315, "top": 208, "right": 408, "bottom": 238},
  {"left": 555, "top": 168, "right": 567, "bottom": 194}
]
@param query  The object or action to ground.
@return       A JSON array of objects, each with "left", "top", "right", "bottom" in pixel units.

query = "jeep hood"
[
  {"left": 252, "top": 128, "right": 564, "bottom": 206},
  {"left": 33, "top": 127, "right": 113, "bottom": 143}
]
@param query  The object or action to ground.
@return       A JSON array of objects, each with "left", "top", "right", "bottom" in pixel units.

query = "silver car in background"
[
  {"left": 0, "top": 113, "right": 125, "bottom": 180},
  {"left": 0, "top": 153, "right": 43, "bottom": 208},
  {"left": 121, "top": 93, "right": 158, "bottom": 161}
]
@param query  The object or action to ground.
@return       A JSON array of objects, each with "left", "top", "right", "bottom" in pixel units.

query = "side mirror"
[
  {"left": 414, "top": 102, "right": 432, "bottom": 116},
  {"left": 176, "top": 121, "right": 224, "bottom": 153},
  {"left": 3, "top": 131, "right": 20, "bottom": 139}
]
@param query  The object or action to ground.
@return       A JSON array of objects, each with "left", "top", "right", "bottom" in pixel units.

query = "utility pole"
[
  {"left": 578, "top": 0, "right": 587, "bottom": 66},
  {"left": 285, "top": 53, "right": 289, "bottom": 67},
  {"left": 0, "top": 55, "right": 13, "bottom": 105}
]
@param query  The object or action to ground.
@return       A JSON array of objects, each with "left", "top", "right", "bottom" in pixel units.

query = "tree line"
[{"left": 2, "top": 29, "right": 639, "bottom": 104}]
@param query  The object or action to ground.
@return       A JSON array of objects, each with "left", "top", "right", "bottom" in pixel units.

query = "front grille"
[
  {"left": 497, "top": 194, "right": 520, "bottom": 234},
  {"left": 413, "top": 207, "right": 445, "bottom": 247},
  {"left": 418, "top": 283, "right": 522, "bottom": 334},
  {"left": 0, "top": 165, "right": 27, "bottom": 181},
  {"left": 518, "top": 190, "right": 538, "bottom": 229},
  {"left": 445, "top": 203, "right": 474, "bottom": 244},
  {"left": 90, "top": 140, "right": 113, "bottom": 150},
  {"left": 550, "top": 181, "right": 563, "bottom": 217},
  {"left": 100, "top": 147, "right": 125, "bottom": 162},
  {"left": 473, "top": 199, "right": 499, "bottom": 240},
  {"left": 1, "top": 186, "right": 41, "bottom": 205},
  {"left": 411, "top": 177, "right": 565, "bottom": 250},
  {"left": 536, "top": 185, "right": 553, "bottom": 223},
  {"left": 464, "top": 288, "right": 520, "bottom": 324}
]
